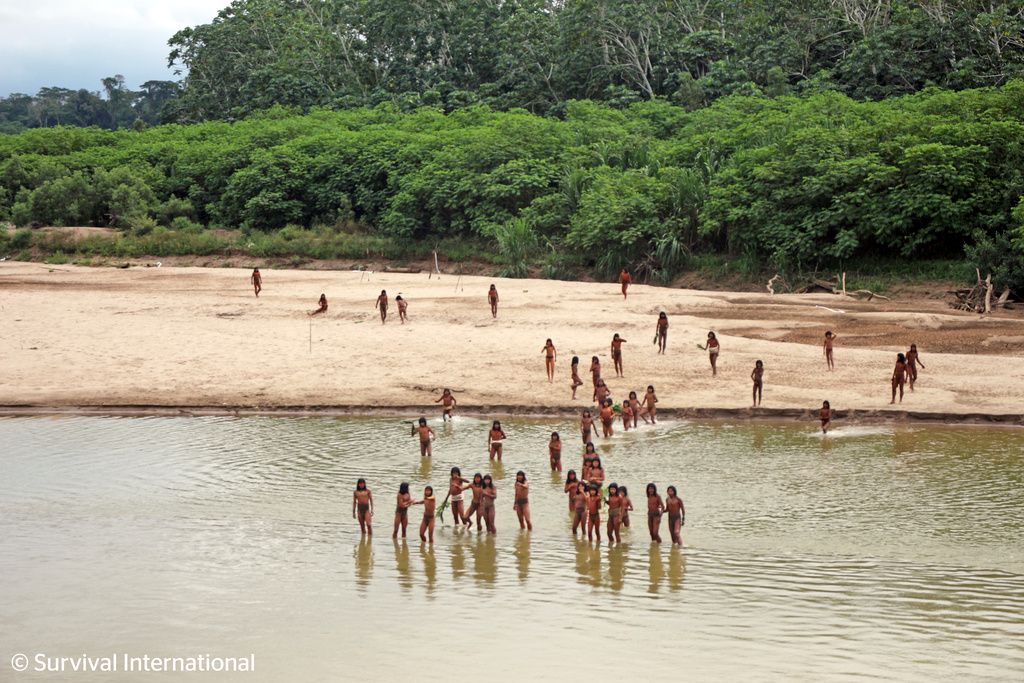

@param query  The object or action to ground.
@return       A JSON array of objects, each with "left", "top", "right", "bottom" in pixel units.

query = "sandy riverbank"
[{"left": 1, "top": 261, "right": 1022, "bottom": 424}]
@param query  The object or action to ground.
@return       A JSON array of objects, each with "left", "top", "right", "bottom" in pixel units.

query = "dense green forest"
[
  {"left": 0, "top": 78, "right": 178, "bottom": 134},
  {"left": 3, "top": 85, "right": 1024, "bottom": 291}
]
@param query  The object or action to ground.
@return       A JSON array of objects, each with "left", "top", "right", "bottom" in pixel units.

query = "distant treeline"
[
  {"left": 163, "top": 0, "right": 1024, "bottom": 123},
  {"left": 2, "top": 85, "right": 1024, "bottom": 292},
  {"left": 0, "top": 77, "right": 178, "bottom": 134}
]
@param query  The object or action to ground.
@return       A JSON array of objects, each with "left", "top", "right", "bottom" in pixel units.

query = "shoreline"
[{"left": 2, "top": 403, "right": 1021, "bottom": 427}]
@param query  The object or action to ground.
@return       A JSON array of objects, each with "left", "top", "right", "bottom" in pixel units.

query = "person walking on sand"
[
  {"left": 309, "top": 293, "right": 328, "bottom": 316},
  {"left": 646, "top": 483, "right": 664, "bottom": 543},
  {"left": 488, "top": 420, "right": 507, "bottom": 461},
  {"left": 823, "top": 331, "right": 837, "bottom": 371},
  {"left": 703, "top": 331, "right": 720, "bottom": 376},
  {"left": 570, "top": 356, "right": 584, "bottom": 399},
  {"left": 654, "top": 312, "right": 668, "bottom": 354},
  {"left": 820, "top": 400, "right": 832, "bottom": 433},
  {"left": 488, "top": 284, "right": 499, "bottom": 318},
  {"left": 251, "top": 268, "right": 262, "bottom": 297},
  {"left": 435, "top": 388, "right": 457, "bottom": 421},
  {"left": 393, "top": 482, "right": 413, "bottom": 538},
  {"left": 751, "top": 360, "right": 764, "bottom": 407},
  {"left": 542, "top": 338, "right": 557, "bottom": 382},
  {"left": 611, "top": 333, "right": 627, "bottom": 377},
  {"left": 396, "top": 295, "right": 408, "bottom": 323},
  {"left": 375, "top": 290, "right": 389, "bottom": 323},
  {"left": 411, "top": 417, "right": 435, "bottom": 457},
  {"left": 618, "top": 269, "right": 631, "bottom": 299},
  {"left": 353, "top": 478, "right": 374, "bottom": 535},
  {"left": 891, "top": 353, "right": 908, "bottom": 404},
  {"left": 590, "top": 356, "right": 602, "bottom": 401},
  {"left": 514, "top": 471, "right": 532, "bottom": 530},
  {"left": 906, "top": 344, "right": 925, "bottom": 391}
]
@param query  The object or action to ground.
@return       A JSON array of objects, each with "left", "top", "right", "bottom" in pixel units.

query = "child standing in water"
[
  {"left": 606, "top": 483, "right": 622, "bottom": 543},
  {"left": 820, "top": 401, "right": 832, "bottom": 433},
  {"left": 353, "top": 478, "right": 374, "bottom": 535},
  {"left": 621, "top": 398, "right": 633, "bottom": 431},
  {"left": 751, "top": 360, "right": 764, "bottom": 407},
  {"left": 480, "top": 475, "right": 497, "bottom": 534},
  {"left": 488, "top": 421, "right": 507, "bottom": 461},
  {"left": 586, "top": 484, "right": 603, "bottom": 541},
  {"left": 646, "top": 483, "right": 664, "bottom": 543},
  {"left": 588, "top": 457, "right": 605, "bottom": 486},
  {"left": 564, "top": 471, "right": 580, "bottom": 511},
  {"left": 463, "top": 473, "right": 484, "bottom": 530},
  {"left": 396, "top": 295, "right": 408, "bottom": 323},
  {"left": 640, "top": 385, "right": 658, "bottom": 424},
  {"left": 705, "top": 332, "right": 720, "bottom": 376},
  {"left": 542, "top": 339, "right": 557, "bottom": 382},
  {"left": 823, "top": 331, "right": 837, "bottom": 371},
  {"left": 580, "top": 409, "right": 595, "bottom": 445},
  {"left": 619, "top": 486, "right": 633, "bottom": 528},
  {"left": 611, "top": 333, "right": 627, "bottom": 377},
  {"left": 654, "top": 312, "right": 668, "bottom": 354},
  {"left": 549, "top": 432, "right": 562, "bottom": 472},
  {"left": 447, "top": 468, "right": 471, "bottom": 527},
  {"left": 514, "top": 471, "right": 532, "bottom": 530},
  {"left": 435, "top": 388, "right": 457, "bottom": 421},
  {"left": 891, "top": 353, "right": 908, "bottom": 404},
  {"left": 599, "top": 398, "right": 615, "bottom": 437},
  {"left": 375, "top": 290, "right": 388, "bottom": 324},
  {"left": 570, "top": 356, "right": 584, "bottom": 399},
  {"left": 665, "top": 486, "right": 685, "bottom": 545},
  {"left": 572, "top": 482, "right": 588, "bottom": 536},
  {"left": 393, "top": 482, "right": 412, "bottom": 538},
  {"left": 594, "top": 379, "right": 611, "bottom": 406},
  {"left": 906, "top": 344, "right": 925, "bottom": 391},
  {"left": 413, "top": 486, "right": 436, "bottom": 543},
  {"left": 628, "top": 391, "right": 642, "bottom": 428},
  {"left": 411, "top": 417, "right": 435, "bottom": 457},
  {"left": 251, "top": 268, "right": 262, "bottom": 297},
  {"left": 488, "top": 284, "right": 499, "bottom": 318}
]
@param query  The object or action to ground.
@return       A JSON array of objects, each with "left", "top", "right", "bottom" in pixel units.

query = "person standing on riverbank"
[
  {"left": 907, "top": 344, "right": 925, "bottom": 391},
  {"left": 891, "top": 353, "right": 908, "bottom": 404},
  {"left": 375, "top": 290, "right": 388, "bottom": 323},
  {"left": 570, "top": 356, "right": 584, "bottom": 399},
  {"left": 488, "top": 284, "right": 499, "bottom": 318},
  {"left": 619, "top": 269, "right": 631, "bottom": 299},
  {"left": 654, "top": 312, "right": 668, "bottom": 354},
  {"left": 824, "top": 331, "right": 837, "bottom": 371},
  {"left": 542, "top": 338, "right": 557, "bottom": 382},
  {"left": 250, "top": 268, "right": 261, "bottom": 297},
  {"left": 751, "top": 360, "right": 764, "bottom": 407},
  {"left": 611, "top": 333, "right": 627, "bottom": 377}
]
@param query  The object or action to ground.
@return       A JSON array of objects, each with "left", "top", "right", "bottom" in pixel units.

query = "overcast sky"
[{"left": 0, "top": 0, "right": 229, "bottom": 97}]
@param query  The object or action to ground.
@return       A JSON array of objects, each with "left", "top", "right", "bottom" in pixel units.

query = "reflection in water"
[
  {"left": 513, "top": 531, "right": 531, "bottom": 581},
  {"left": 355, "top": 536, "right": 373, "bottom": 589},
  {"left": 892, "top": 428, "right": 919, "bottom": 457},
  {"left": 418, "top": 457, "right": 432, "bottom": 479},
  {"left": 574, "top": 538, "right": 602, "bottom": 588},
  {"left": 752, "top": 426, "right": 765, "bottom": 453},
  {"left": 450, "top": 538, "right": 467, "bottom": 581},
  {"left": 606, "top": 543, "right": 627, "bottom": 592},
  {"left": 667, "top": 547, "right": 686, "bottom": 591},
  {"left": 648, "top": 545, "right": 664, "bottom": 594},
  {"left": 393, "top": 538, "right": 412, "bottom": 589},
  {"left": 471, "top": 534, "right": 497, "bottom": 584},
  {"left": 420, "top": 544, "right": 437, "bottom": 593}
]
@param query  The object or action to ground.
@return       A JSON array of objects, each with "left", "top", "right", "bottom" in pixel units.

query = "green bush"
[
  {"left": 128, "top": 214, "right": 158, "bottom": 236},
  {"left": 10, "top": 228, "right": 32, "bottom": 250}
]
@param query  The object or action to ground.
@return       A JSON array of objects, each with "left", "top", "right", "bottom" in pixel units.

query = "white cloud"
[{"left": 0, "top": 0, "right": 229, "bottom": 96}]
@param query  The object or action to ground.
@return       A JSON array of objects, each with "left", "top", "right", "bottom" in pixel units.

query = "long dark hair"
[
  {"left": 516, "top": 471, "right": 526, "bottom": 482},
  {"left": 450, "top": 467, "right": 461, "bottom": 478},
  {"left": 357, "top": 478, "right": 366, "bottom": 490},
  {"left": 566, "top": 470, "right": 578, "bottom": 484},
  {"left": 482, "top": 474, "right": 494, "bottom": 490},
  {"left": 585, "top": 442, "right": 596, "bottom": 454},
  {"left": 473, "top": 473, "right": 483, "bottom": 485},
  {"left": 399, "top": 482, "right": 409, "bottom": 495},
  {"left": 646, "top": 483, "right": 658, "bottom": 497}
]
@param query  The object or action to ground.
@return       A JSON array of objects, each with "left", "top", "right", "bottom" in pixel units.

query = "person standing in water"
[
  {"left": 462, "top": 473, "right": 484, "bottom": 530},
  {"left": 599, "top": 398, "right": 615, "bottom": 437},
  {"left": 309, "top": 293, "right": 328, "bottom": 316},
  {"left": 375, "top": 290, "right": 388, "bottom": 324},
  {"left": 412, "top": 486, "right": 437, "bottom": 543},
  {"left": 435, "top": 388, "right": 457, "bottom": 421},
  {"left": 654, "top": 312, "right": 668, "bottom": 354},
  {"left": 572, "top": 482, "right": 588, "bottom": 536},
  {"left": 513, "top": 471, "right": 532, "bottom": 530},
  {"left": 891, "top": 353, "right": 908, "bottom": 404},
  {"left": 393, "top": 482, "right": 413, "bottom": 538},
  {"left": 251, "top": 268, "right": 262, "bottom": 297},
  {"left": 619, "top": 486, "right": 633, "bottom": 528},
  {"left": 611, "top": 333, "right": 627, "bottom": 377},
  {"left": 580, "top": 409, "right": 595, "bottom": 445},
  {"left": 751, "top": 360, "right": 764, "bottom": 407},
  {"left": 411, "top": 417, "right": 435, "bottom": 457},
  {"left": 906, "top": 344, "right": 925, "bottom": 391},
  {"left": 353, "top": 478, "right": 374, "bottom": 535},
  {"left": 570, "top": 356, "right": 584, "bottom": 399},
  {"left": 628, "top": 391, "right": 642, "bottom": 428},
  {"left": 646, "top": 483, "right": 664, "bottom": 543},
  {"left": 820, "top": 400, "right": 833, "bottom": 433},
  {"left": 823, "top": 331, "right": 837, "bottom": 371},
  {"left": 564, "top": 471, "right": 580, "bottom": 512},
  {"left": 586, "top": 483, "right": 603, "bottom": 541},
  {"left": 618, "top": 268, "right": 632, "bottom": 299},
  {"left": 488, "top": 284, "right": 499, "bottom": 318},
  {"left": 639, "top": 385, "right": 658, "bottom": 424},
  {"left": 549, "top": 432, "right": 562, "bottom": 472},
  {"left": 665, "top": 486, "right": 685, "bottom": 545},
  {"left": 445, "top": 468, "right": 471, "bottom": 528},
  {"left": 542, "top": 338, "right": 557, "bottom": 382},
  {"left": 480, "top": 475, "right": 497, "bottom": 534},
  {"left": 606, "top": 483, "right": 622, "bottom": 543},
  {"left": 488, "top": 421, "right": 507, "bottom": 461}
]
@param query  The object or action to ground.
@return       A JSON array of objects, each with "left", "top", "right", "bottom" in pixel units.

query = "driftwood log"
[{"left": 948, "top": 270, "right": 1012, "bottom": 313}]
